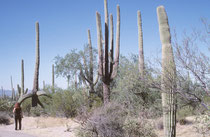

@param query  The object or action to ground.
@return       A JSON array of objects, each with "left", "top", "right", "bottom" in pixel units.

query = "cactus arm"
[
  {"left": 96, "top": 12, "right": 103, "bottom": 76},
  {"left": 109, "top": 14, "right": 114, "bottom": 77},
  {"left": 111, "top": 5, "right": 120, "bottom": 79},
  {"left": 104, "top": 0, "right": 109, "bottom": 79},
  {"left": 25, "top": 88, "right": 28, "bottom": 94},
  {"left": 37, "top": 90, "right": 51, "bottom": 98},
  {"left": 18, "top": 93, "right": 33, "bottom": 104},
  {"left": 37, "top": 98, "right": 44, "bottom": 108}
]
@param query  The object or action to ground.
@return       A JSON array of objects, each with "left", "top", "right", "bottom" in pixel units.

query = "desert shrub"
[
  {"left": 0, "top": 112, "right": 11, "bottom": 125},
  {"left": 178, "top": 118, "right": 190, "bottom": 125},
  {"left": 194, "top": 113, "right": 210, "bottom": 137},
  {"left": 155, "top": 118, "right": 163, "bottom": 130},
  {"left": 49, "top": 89, "right": 90, "bottom": 118},
  {"left": 0, "top": 99, "right": 15, "bottom": 115},
  {"left": 77, "top": 102, "right": 157, "bottom": 137},
  {"left": 124, "top": 116, "right": 157, "bottom": 137},
  {"left": 21, "top": 98, "right": 31, "bottom": 116}
]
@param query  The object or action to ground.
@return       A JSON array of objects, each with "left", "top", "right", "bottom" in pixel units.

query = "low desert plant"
[
  {"left": 0, "top": 112, "right": 11, "bottom": 125},
  {"left": 77, "top": 102, "right": 157, "bottom": 137}
]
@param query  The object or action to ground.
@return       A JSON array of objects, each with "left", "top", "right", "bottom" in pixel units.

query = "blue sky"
[{"left": 0, "top": 0, "right": 209, "bottom": 90}]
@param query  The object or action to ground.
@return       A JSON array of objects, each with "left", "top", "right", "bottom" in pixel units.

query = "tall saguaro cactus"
[
  {"left": 157, "top": 6, "right": 177, "bottom": 137},
  {"left": 96, "top": 0, "right": 120, "bottom": 104},
  {"left": 18, "top": 22, "right": 50, "bottom": 107},
  {"left": 17, "top": 59, "right": 28, "bottom": 98},
  {"left": 137, "top": 10, "right": 145, "bottom": 80},
  {"left": 52, "top": 64, "right": 55, "bottom": 93}
]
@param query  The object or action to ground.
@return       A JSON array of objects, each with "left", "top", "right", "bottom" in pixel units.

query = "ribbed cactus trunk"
[
  {"left": 80, "top": 29, "right": 99, "bottom": 107},
  {"left": 1, "top": 86, "right": 4, "bottom": 99},
  {"left": 52, "top": 64, "right": 55, "bottom": 93},
  {"left": 10, "top": 76, "right": 15, "bottom": 100},
  {"left": 157, "top": 6, "right": 177, "bottom": 137},
  {"left": 43, "top": 80, "right": 45, "bottom": 90},
  {"left": 17, "top": 22, "right": 50, "bottom": 108},
  {"left": 137, "top": 10, "right": 145, "bottom": 80},
  {"left": 21, "top": 59, "right": 24, "bottom": 97},
  {"left": 32, "top": 22, "right": 40, "bottom": 107},
  {"left": 96, "top": 0, "right": 120, "bottom": 104}
]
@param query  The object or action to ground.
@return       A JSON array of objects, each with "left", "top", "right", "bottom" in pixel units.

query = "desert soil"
[
  {"left": 0, "top": 116, "right": 79, "bottom": 137},
  {"left": 0, "top": 116, "right": 207, "bottom": 137}
]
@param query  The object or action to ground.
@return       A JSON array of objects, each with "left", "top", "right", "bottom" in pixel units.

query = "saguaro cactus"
[
  {"left": 1, "top": 86, "right": 4, "bottom": 99},
  {"left": 17, "top": 59, "right": 28, "bottom": 98},
  {"left": 52, "top": 64, "right": 55, "bottom": 93},
  {"left": 157, "top": 6, "right": 177, "bottom": 137},
  {"left": 137, "top": 10, "right": 145, "bottom": 80},
  {"left": 10, "top": 76, "right": 15, "bottom": 100},
  {"left": 18, "top": 22, "right": 50, "bottom": 107},
  {"left": 96, "top": 0, "right": 120, "bottom": 104},
  {"left": 80, "top": 30, "right": 99, "bottom": 94}
]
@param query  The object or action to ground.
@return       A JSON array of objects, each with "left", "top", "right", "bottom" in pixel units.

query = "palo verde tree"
[
  {"left": 80, "top": 30, "right": 98, "bottom": 95},
  {"left": 96, "top": 0, "right": 120, "bottom": 104},
  {"left": 17, "top": 59, "right": 28, "bottom": 98},
  {"left": 157, "top": 6, "right": 177, "bottom": 137},
  {"left": 54, "top": 49, "right": 80, "bottom": 89},
  {"left": 18, "top": 22, "right": 50, "bottom": 108}
]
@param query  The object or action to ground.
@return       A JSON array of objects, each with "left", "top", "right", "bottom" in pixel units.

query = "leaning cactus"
[
  {"left": 96, "top": 0, "right": 120, "bottom": 104},
  {"left": 157, "top": 6, "right": 177, "bottom": 137},
  {"left": 18, "top": 22, "right": 51, "bottom": 108}
]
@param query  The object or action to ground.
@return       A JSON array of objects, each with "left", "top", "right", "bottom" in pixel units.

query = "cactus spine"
[
  {"left": 137, "top": 10, "right": 145, "bottom": 80},
  {"left": 157, "top": 6, "right": 177, "bottom": 137},
  {"left": 96, "top": 0, "right": 120, "bottom": 104}
]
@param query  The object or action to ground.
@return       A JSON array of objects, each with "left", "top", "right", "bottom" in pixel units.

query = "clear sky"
[{"left": 0, "top": 0, "right": 209, "bottom": 90}]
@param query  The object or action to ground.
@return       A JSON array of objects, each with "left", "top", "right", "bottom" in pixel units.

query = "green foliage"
[
  {"left": 112, "top": 55, "right": 162, "bottom": 118},
  {"left": 54, "top": 49, "right": 81, "bottom": 80}
]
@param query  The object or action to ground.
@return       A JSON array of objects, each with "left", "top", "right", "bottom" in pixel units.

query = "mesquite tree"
[
  {"left": 17, "top": 59, "right": 28, "bottom": 98},
  {"left": 96, "top": 0, "right": 120, "bottom": 104},
  {"left": 80, "top": 30, "right": 98, "bottom": 94},
  {"left": 18, "top": 22, "right": 50, "bottom": 107},
  {"left": 137, "top": 10, "right": 145, "bottom": 80},
  {"left": 157, "top": 6, "right": 177, "bottom": 137}
]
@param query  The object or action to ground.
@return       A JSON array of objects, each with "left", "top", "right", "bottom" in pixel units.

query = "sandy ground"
[
  {"left": 0, "top": 117, "right": 79, "bottom": 137},
  {"left": 0, "top": 116, "right": 208, "bottom": 137},
  {"left": 155, "top": 116, "right": 207, "bottom": 137}
]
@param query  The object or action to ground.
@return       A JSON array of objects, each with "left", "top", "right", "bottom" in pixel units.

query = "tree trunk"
[{"left": 103, "top": 82, "right": 110, "bottom": 104}]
